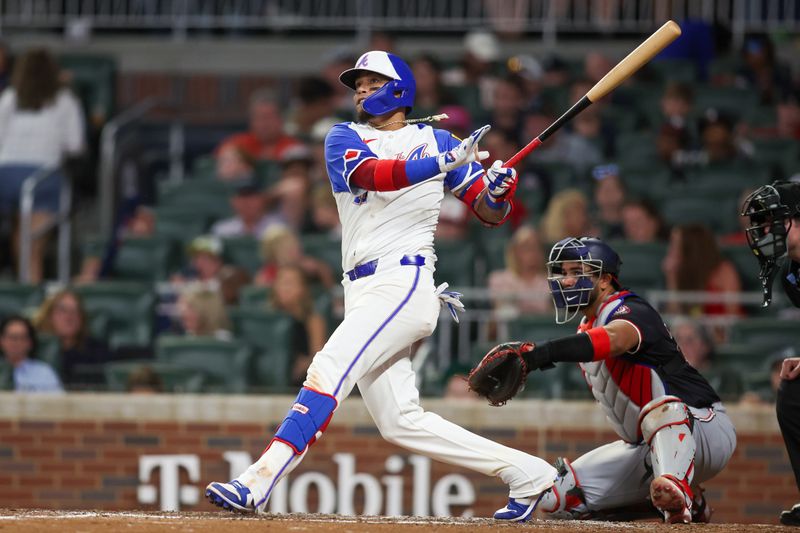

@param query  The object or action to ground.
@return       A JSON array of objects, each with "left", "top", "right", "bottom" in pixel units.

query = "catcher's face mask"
[
  {"left": 741, "top": 184, "right": 791, "bottom": 306},
  {"left": 547, "top": 238, "right": 603, "bottom": 324}
]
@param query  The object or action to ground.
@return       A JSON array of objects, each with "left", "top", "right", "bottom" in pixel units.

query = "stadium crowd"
[{"left": 0, "top": 24, "right": 798, "bottom": 402}]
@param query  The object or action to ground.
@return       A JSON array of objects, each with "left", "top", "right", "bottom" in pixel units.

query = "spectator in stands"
[
  {"left": 217, "top": 88, "right": 300, "bottom": 162},
  {"left": 591, "top": 164, "right": 627, "bottom": 240},
  {"left": 540, "top": 189, "right": 595, "bottom": 244},
  {"left": 524, "top": 112, "right": 603, "bottom": 175},
  {"left": 584, "top": 52, "right": 613, "bottom": 85},
  {"left": 268, "top": 146, "right": 315, "bottom": 232},
  {"left": 699, "top": 108, "right": 753, "bottom": 165},
  {"left": 434, "top": 195, "right": 470, "bottom": 242},
  {"left": 285, "top": 76, "right": 336, "bottom": 142},
  {"left": 662, "top": 224, "right": 743, "bottom": 317},
  {"left": 660, "top": 82, "right": 695, "bottom": 131},
  {"left": 569, "top": 79, "right": 615, "bottom": 158},
  {"left": 0, "top": 315, "right": 62, "bottom": 393},
  {"left": 32, "top": 289, "right": 111, "bottom": 386},
  {"left": 255, "top": 225, "right": 334, "bottom": 289},
  {"left": 215, "top": 141, "right": 255, "bottom": 182},
  {"left": 217, "top": 264, "right": 252, "bottom": 306},
  {"left": 721, "top": 187, "right": 758, "bottom": 246},
  {"left": 488, "top": 225, "right": 550, "bottom": 316},
  {"left": 442, "top": 362, "right": 480, "bottom": 400},
  {"left": 489, "top": 75, "right": 526, "bottom": 141},
  {"left": 621, "top": 198, "right": 669, "bottom": 243},
  {"left": 211, "top": 176, "right": 283, "bottom": 239},
  {"left": 73, "top": 204, "right": 156, "bottom": 284},
  {"left": 411, "top": 53, "right": 456, "bottom": 120},
  {"left": 269, "top": 265, "right": 327, "bottom": 387},
  {"left": 777, "top": 96, "right": 800, "bottom": 139},
  {"left": 176, "top": 286, "right": 231, "bottom": 340},
  {"left": 656, "top": 123, "right": 691, "bottom": 170},
  {"left": 671, "top": 318, "right": 715, "bottom": 372},
  {"left": 320, "top": 49, "right": 357, "bottom": 118},
  {"left": 740, "top": 353, "right": 788, "bottom": 405},
  {"left": 308, "top": 116, "right": 339, "bottom": 185},
  {"left": 437, "top": 104, "right": 473, "bottom": 140},
  {"left": 541, "top": 55, "right": 571, "bottom": 89},
  {"left": 0, "top": 47, "right": 86, "bottom": 283},
  {"left": 126, "top": 365, "right": 164, "bottom": 394},
  {"left": 737, "top": 34, "right": 793, "bottom": 106},
  {"left": 442, "top": 31, "right": 500, "bottom": 119},
  {"left": 482, "top": 128, "right": 548, "bottom": 225},
  {"left": 309, "top": 185, "right": 341, "bottom": 238},
  {"left": 172, "top": 235, "right": 225, "bottom": 285}
]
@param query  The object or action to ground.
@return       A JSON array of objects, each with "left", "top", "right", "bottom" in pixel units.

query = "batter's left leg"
[{"left": 358, "top": 352, "right": 557, "bottom": 516}]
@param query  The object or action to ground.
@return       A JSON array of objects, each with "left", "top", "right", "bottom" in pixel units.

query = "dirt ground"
[{"left": 0, "top": 510, "right": 794, "bottom": 533}]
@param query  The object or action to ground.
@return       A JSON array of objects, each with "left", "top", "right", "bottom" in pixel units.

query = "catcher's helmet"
[
  {"left": 546, "top": 237, "right": 622, "bottom": 323},
  {"left": 740, "top": 180, "right": 800, "bottom": 306},
  {"left": 339, "top": 50, "right": 416, "bottom": 116}
]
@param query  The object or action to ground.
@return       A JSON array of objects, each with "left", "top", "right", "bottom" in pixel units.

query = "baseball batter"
[
  {"left": 469, "top": 237, "right": 737, "bottom": 523},
  {"left": 206, "top": 51, "right": 557, "bottom": 520}
]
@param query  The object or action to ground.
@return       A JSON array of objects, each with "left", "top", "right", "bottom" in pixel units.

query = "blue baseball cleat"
[
  {"left": 205, "top": 480, "right": 254, "bottom": 512},
  {"left": 494, "top": 494, "right": 543, "bottom": 522}
]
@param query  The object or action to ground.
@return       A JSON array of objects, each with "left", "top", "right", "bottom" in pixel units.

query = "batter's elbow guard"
[{"left": 273, "top": 387, "right": 338, "bottom": 455}]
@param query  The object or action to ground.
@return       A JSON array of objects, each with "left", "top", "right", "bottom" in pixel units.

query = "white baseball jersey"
[{"left": 324, "top": 122, "right": 485, "bottom": 273}]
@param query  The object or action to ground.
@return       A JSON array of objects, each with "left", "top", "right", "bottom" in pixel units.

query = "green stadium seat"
[
  {"left": 155, "top": 336, "right": 252, "bottom": 393},
  {"left": 752, "top": 138, "right": 800, "bottom": 173},
  {"left": 432, "top": 240, "right": 476, "bottom": 288},
  {"left": 607, "top": 241, "right": 667, "bottom": 291},
  {"left": 662, "top": 197, "right": 730, "bottom": 234},
  {"left": 239, "top": 285, "right": 271, "bottom": 309},
  {"left": 0, "top": 360, "right": 12, "bottom": 390},
  {"left": 254, "top": 161, "right": 283, "bottom": 187},
  {"left": 729, "top": 319, "right": 800, "bottom": 352},
  {"left": 113, "top": 236, "right": 178, "bottom": 281},
  {"left": 192, "top": 155, "right": 216, "bottom": 180},
  {"left": 478, "top": 234, "right": 510, "bottom": 277},
  {"left": 222, "top": 236, "right": 261, "bottom": 274},
  {"left": 58, "top": 54, "right": 116, "bottom": 128},
  {"left": 509, "top": 315, "right": 576, "bottom": 343},
  {"left": 650, "top": 58, "right": 697, "bottom": 83},
  {"left": 0, "top": 283, "right": 43, "bottom": 319},
  {"left": 721, "top": 245, "right": 761, "bottom": 292},
  {"left": 74, "top": 282, "right": 155, "bottom": 349},
  {"left": 302, "top": 234, "right": 344, "bottom": 279},
  {"left": 36, "top": 334, "right": 62, "bottom": 374},
  {"left": 701, "top": 366, "right": 745, "bottom": 402},
  {"left": 694, "top": 86, "right": 759, "bottom": 117},
  {"left": 714, "top": 343, "right": 761, "bottom": 371},
  {"left": 104, "top": 361, "right": 205, "bottom": 393},
  {"left": 154, "top": 206, "right": 210, "bottom": 245},
  {"left": 158, "top": 179, "right": 233, "bottom": 220},
  {"left": 229, "top": 308, "right": 294, "bottom": 390}
]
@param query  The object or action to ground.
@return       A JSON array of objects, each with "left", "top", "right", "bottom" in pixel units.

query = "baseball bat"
[{"left": 503, "top": 20, "right": 682, "bottom": 169}]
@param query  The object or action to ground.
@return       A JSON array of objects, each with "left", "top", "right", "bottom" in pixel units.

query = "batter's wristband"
[{"left": 484, "top": 195, "right": 508, "bottom": 210}]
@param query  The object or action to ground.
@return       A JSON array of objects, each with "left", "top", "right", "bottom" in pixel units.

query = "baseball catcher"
[{"left": 469, "top": 237, "right": 737, "bottom": 523}]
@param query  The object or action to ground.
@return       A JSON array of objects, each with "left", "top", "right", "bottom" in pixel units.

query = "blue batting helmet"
[
  {"left": 339, "top": 51, "right": 416, "bottom": 116},
  {"left": 546, "top": 237, "right": 623, "bottom": 323}
]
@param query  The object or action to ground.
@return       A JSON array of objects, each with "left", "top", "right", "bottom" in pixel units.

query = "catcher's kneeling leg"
[
  {"left": 539, "top": 458, "right": 589, "bottom": 518},
  {"left": 639, "top": 396, "right": 696, "bottom": 517}
]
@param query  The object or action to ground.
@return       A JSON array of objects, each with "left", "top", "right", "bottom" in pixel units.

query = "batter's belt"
[{"left": 345, "top": 254, "right": 426, "bottom": 281}]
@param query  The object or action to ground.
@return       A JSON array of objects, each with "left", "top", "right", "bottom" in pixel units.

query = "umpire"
[{"left": 741, "top": 180, "right": 800, "bottom": 526}]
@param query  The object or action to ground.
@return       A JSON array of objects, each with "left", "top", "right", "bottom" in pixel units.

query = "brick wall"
[{"left": 0, "top": 393, "right": 794, "bottom": 524}]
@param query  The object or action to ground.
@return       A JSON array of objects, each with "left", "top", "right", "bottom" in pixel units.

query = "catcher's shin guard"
[
  {"left": 639, "top": 396, "right": 695, "bottom": 523},
  {"left": 538, "top": 458, "right": 589, "bottom": 519}
]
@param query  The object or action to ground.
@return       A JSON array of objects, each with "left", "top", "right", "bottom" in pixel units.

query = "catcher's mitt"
[{"left": 467, "top": 342, "right": 534, "bottom": 406}]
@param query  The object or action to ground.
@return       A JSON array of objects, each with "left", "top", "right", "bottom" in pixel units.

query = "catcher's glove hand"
[{"left": 467, "top": 342, "right": 534, "bottom": 406}]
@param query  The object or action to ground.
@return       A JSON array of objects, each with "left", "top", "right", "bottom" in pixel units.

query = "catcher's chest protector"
[{"left": 578, "top": 296, "right": 667, "bottom": 444}]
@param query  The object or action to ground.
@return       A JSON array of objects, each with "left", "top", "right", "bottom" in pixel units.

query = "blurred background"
[{"left": 0, "top": 0, "right": 798, "bottom": 407}]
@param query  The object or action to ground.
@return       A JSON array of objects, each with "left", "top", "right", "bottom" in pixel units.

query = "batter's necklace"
[{"left": 368, "top": 113, "right": 449, "bottom": 130}]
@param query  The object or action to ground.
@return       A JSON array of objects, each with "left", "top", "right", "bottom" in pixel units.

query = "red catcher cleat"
[{"left": 650, "top": 475, "right": 692, "bottom": 524}]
